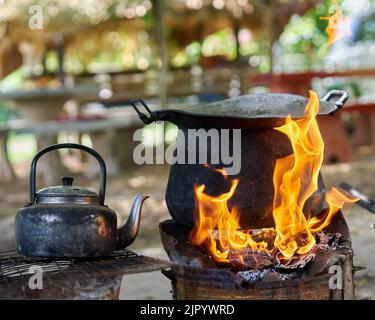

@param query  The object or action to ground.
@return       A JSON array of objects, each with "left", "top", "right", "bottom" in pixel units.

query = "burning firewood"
[
  {"left": 276, "top": 251, "right": 316, "bottom": 270},
  {"left": 315, "top": 231, "right": 341, "bottom": 247},
  {"left": 275, "top": 232, "right": 342, "bottom": 270},
  {"left": 226, "top": 231, "right": 343, "bottom": 272},
  {"left": 228, "top": 248, "right": 273, "bottom": 270}
]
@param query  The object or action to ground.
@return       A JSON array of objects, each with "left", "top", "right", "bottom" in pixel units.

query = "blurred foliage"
[
  {"left": 354, "top": 11, "right": 375, "bottom": 41},
  {"left": 4, "top": 0, "right": 375, "bottom": 75},
  {"left": 240, "top": 34, "right": 270, "bottom": 73},
  {"left": 62, "top": 21, "right": 154, "bottom": 73},
  {"left": 279, "top": 0, "right": 340, "bottom": 67},
  {"left": 0, "top": 69, "right": 23, "bottom": 92},
  {"left": 0, "top": 103, "right": 13, "bottom": 123},
  {"left": 7, "top": 134, "right": 37, "bottom": 163},
  {"left": 0, "top": 0, "right": 152, "bottom": 27},
  {"left": 278, "top": 0, "right": 375, "bottom": 68},
  {"left": 201, "top": 28, "right": 237, "bottom": 59},
  {"left": 170, "top": 28, "right": 270, "bottom": 72}
]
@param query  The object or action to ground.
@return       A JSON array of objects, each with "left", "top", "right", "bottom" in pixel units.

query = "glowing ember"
[
  {"left": 190, "top": 91, "right": 358, "bottom": 265},
  {"left": 320, "top": 1, "right": 352, "bottom": 45}
]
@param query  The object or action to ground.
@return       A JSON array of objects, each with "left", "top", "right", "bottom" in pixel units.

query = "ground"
[{"left": 0, "top": 147, "right": 375, "bottom": 300}]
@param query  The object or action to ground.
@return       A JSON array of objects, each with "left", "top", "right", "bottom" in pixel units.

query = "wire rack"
[{"left": 0, "top": 249, "right": 169, "bottom": 299}]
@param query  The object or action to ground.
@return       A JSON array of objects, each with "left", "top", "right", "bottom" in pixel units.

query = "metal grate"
[{"left": 0, "top": 249, "right": 169, "bottom": 299}]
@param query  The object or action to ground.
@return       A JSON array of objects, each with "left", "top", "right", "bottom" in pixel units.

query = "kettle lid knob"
[{"left": 61, "top": 176, "right": 74, "bottom": 186}]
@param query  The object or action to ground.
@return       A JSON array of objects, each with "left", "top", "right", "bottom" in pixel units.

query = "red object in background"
[
  {"left": 248, "top": 69, "right": 375, "bottom": 87},
  {"left": 318, "top": 115, "right": 352, "bottom": 163},
  {"left": 199, "top": 55, "right": 232, "bottom": 70}
]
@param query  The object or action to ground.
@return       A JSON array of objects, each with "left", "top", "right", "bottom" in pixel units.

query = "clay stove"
[
  {"left": 157, "top": 91, "right": 357, "bottom": 300},
  {"left": 160, "top": 214, "right": 355, "bottom": 300}
]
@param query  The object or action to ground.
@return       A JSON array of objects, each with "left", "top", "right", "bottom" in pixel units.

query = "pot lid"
[
  {"left": 36, "top": 176, "right": 99, "bottom": 204},
  {"left": 179, "top": 93, "right": 336, "bottom": 119}
]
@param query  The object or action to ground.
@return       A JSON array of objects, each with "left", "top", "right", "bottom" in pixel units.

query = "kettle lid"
[{"left": 36, "top": 176, "right": 99, "bottom": 205}]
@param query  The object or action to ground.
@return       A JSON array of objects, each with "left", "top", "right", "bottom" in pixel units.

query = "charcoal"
[
  {"left": 303, "top": 247, "right": 341, "bottom": 278},
  {"left": 228, "top": 249, "right": 273, "bottom": 270},
  {"left": 274, "top": 231, "right": 344, "bottom": 270},
  {"left": 276, "top": 251, "right": 316, "bottom": 270},
  {"left": 315, "top": 231, "right": 341, "bottom": 248},
  {"left": 260, "top": 270, "right": 283, "bottom": 281}
]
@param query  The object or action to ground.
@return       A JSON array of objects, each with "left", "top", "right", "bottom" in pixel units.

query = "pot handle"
[
  {"left": 130, "top": 99, "right": 157, "bottom": 124},
  {"left": 29, "top": 143, "right": 106, "bottom": 205},
  {"left": 321, "top": 90, "right": 350, "bottom": 115}
]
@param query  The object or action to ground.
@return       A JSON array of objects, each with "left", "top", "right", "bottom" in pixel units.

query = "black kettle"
[{"left": 15, "top": 143, "right": 149, "bottom": 258}]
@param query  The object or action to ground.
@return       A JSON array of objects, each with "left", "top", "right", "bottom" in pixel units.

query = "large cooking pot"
[{"left": 131, "top": 90, "right": 349, "bottom": 228}]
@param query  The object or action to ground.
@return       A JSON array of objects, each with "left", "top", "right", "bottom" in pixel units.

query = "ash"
[{"left": 237, "top": 269, "right": 270, "bottom": 283}]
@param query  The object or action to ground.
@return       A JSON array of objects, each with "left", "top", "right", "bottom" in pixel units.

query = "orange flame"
[
  {"left": 190, "top": 91, "right": 358, "bottom": 263},
  {"left": 320, "top": 2, "right": 352, "bottom": 45},
  {"left": 203, "top": 164, "right": 228, "bottom": 177}
]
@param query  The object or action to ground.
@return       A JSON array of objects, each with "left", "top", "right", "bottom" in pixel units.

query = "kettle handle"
[{"left": 29, "top": 143, "right": 107, "bottom": 205}]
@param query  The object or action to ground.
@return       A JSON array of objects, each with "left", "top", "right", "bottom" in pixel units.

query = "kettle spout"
[{"left": 116, "top": 193, "right": 149, "bottom": 249}]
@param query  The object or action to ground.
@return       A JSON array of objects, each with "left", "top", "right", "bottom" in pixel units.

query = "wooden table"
[
  {"left": 0, "top": 88, "right": 98, "bottom": 182},
  {"left": 0, "top": 111, "right": 144, "bottom": 184}
]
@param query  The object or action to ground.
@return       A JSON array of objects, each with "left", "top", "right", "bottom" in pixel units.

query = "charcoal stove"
[
  {"left": 159, "top": 212, "right": 355, "bottom": 300},
  {"left": 0, "top": 249, "right": 169, "bottom": 300},
  {"left": 134, "top": 90, "right": 359, "bottom": 300}
]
